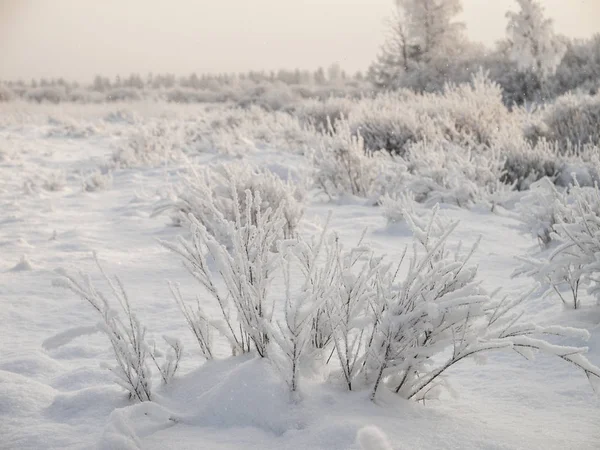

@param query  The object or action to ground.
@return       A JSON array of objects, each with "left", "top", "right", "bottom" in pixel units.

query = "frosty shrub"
[
  {"left": 498, "top": 133, "right": 600, "bottom": 191},
  {"left": 111, "top": 120, "right": 184, "bottom": 169},
  {"left": 348, "top": 91, "right": 440, "bottom": 157},
  {"left": 514, "top": 183, "right": 600, "bottom": 309},
  {"left": 314, "top": 118, "right": 513, "bottom": 208},
  {"left": 157, "top": 198, "right": 600, "bottom": 400},
  {"left": 293, "top": 97, "right": 356, "bottom": 132},
  {"left": 45, "top": 115, "right": 97, "bottom": 139},
  {"left": 550, "top": 185, "right": 600, "bottom": 307},
  {"left": 312, "top": 119, "right": 389, "bottom": 199},
  {"left": 499, "top": 139, "right": 562, "bottom": 191},
  {"left": 104, "top": 109, "right": 139, "bottom": 125},
  {"left": 51, "top": 256, "right": 182, "bottom": 401},
  {"left": 154, "top": 161, "right": 305, "bottom": 242},
  {"left": 554, "top": 154, "right": 600, "bottom": 189},
  {"left": 514, "top": 254, "right": 584, "bottom": 311},
  {"left": 515, "top": 177, "right": 566, "bottom": 247},
  {"left": 195, "top": 106, "right": 318, "bottom": 156},
  {"left": 268, "top": 223, "right": 337, "bottom": 392},
  {"left": 236, "top": 81, "right": 299, "bottom": 111},
  {"left": 380, "top": 192, "right": 418, "bottom": 225},
  {"left": 82, "top": 169, "right": 113, "bottom": 192},
  {"left": 540, "top": 93, "right": 600, "bottom": 149},
  {"left": 226, "top": 107, "right": 318, "bottom": 156},
  {"left": 23, "top": 170, "right": 68, "bottom": 194},
  {"left": 402, "top": 141, "right": 504, "bottom": 208},
  {"left": 264, "top": 206, "right": 600, "bottom": 400},
  {"left": 354, "top": 209, "right": 599, "bottom": 400},
  {"left": 168, "top": 282, "right": 213, "bottom": 360},
  {"left": 348, "top": 71, "right": 514, "bottom": 156},
  {"left": 434, "top": 71, "right": 514, "bottom": 147},
  {"left": 162, "top": 190, "right": 286, "bottom": 358}
]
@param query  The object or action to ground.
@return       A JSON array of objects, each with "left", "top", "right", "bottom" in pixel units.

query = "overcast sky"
[{"left": 1, "top": 0, "right": 599, "bottom": 81}]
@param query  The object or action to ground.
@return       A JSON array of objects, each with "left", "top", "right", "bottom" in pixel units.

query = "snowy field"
[{"left": 1, "top": 102, "right": 599, "bottom": 450}]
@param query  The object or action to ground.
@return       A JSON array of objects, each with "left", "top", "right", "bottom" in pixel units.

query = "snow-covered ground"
[{"left": 1, "top": 104, "right": 599, "bottom": 449}]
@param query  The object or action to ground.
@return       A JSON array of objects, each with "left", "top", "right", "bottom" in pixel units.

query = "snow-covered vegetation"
[
  {"left": 514, "top": 180, "right": 600, "bottom": 311},
  {"left": 3, "top": 80, "right": 600, "bottom": 448},
  {"left": 2, "top": 0, "right": 600, "bottom": 448},
  {"left": 153, "top": 161, "right": 306, "bottom": 240}
]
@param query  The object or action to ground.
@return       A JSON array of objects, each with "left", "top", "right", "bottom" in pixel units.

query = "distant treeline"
[
  {"left": 1, "top": 0, "right": 599, "bottom": 108},
  {"left": 0, "top": 66, "right": 370, "bottom": 108}
]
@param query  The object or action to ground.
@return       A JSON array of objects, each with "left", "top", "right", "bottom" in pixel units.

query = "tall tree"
[
  {"left": 369, "top": 0, "right": 466, "bottom": 89},
  {"left": 399, "top": 0, "right": 465, "bottom": 62},
  {"left": 505, "top": 0, "right": 566, "bottom": 81}
]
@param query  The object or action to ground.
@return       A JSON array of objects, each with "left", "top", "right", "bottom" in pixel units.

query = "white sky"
[{"left": 1, "top": 0, "right": 599, "bottom": 81}]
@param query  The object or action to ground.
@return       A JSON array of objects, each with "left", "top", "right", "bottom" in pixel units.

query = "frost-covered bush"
[
  {"left": 268, "top": 225, "right": 336, "bottom": 392},
  {"left": 348, "top": 91, "right": 440, "bottom": 156},
  {"left": 540, "top": 93, "right": 600, "bottom": 149},
  {"left": 148, "top": 194, "right": 600, "bottom": 400},
  {"left": 162, "top": 191, "right": 286, "bottom": 358},
  {"left": 45, "top": 116, "right": 98, "bottom": 139},
  {"left": 314, "top": 117, "right": 512, "bottom": 207},
  {"left": 154, "top": 161, "right": 305, "bottom": 242},
  {"left": 380, "top": 192, "right": 418, "bottom": 225},
  {"left": 515, "top": 183, "right": 600, "bottom": 309},
  {"left": 434, "top": 72, "right": 514, "bottom": 147},
  {"left": 498, "top": 132, "right": 600, "bottom": 191},
  {"left": 499, "top": 139, "right": 561, "bottom": 191},
  {"left": 293, "top": 97, "right": 356, "bottom": 132},
  {"left": 515, "top": 177, "right": 566, "bottom": 247},
  {"left": 348, "top": 72, "right": 514, "bottom": 156},
  {"left": 550, "top": 186, "right": 600, "bottom": 307},
  {"left": 111, "top": 120, "right": 184, "bottom": 169},
  {"left": 233, "top": 108, "right": 318, "bottom": 155},
  {"left": 236, "top": 81, "right": 300, "bottom": 111},
  {"left": 514, "top": 254, "right": 584, "bottom": 310},
  {"left": 195, "top": 106, "right": 318, "bottom": 156},
  {"left": 312, "top": 119, "right": 390, "bottom": 199},
  {"left": 82, "top": 169, "right": 113, "bottom": 192},
  {"left": 554, "top": 156, "right": 600, "bottom": 189},
  {"left": 104, "top": 109, "right": 139, "bottom": 125},
  {"left": 273, "top": 207, "right": 600, "bottom": 400},
  {"left": 402, "top": 141, "right": 504, "bottom": 208},
  {"left": 51, "top": 257, "right": 182, "bottom": 401},
  {"left": 23, "top": 170, "right": 68, "bottom": 194}
]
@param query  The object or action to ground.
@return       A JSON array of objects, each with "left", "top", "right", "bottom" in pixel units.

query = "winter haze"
[{"left": 1, "top": 0, "right": 599, "bottom": 80}]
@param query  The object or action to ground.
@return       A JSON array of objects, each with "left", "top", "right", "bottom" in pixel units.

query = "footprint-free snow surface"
[{"left": 1, "top": 104, "right": 599, "bottom": 449}]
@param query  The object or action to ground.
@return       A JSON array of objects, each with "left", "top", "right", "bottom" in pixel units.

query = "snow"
[
  {"left": 356, "top": 426, "right": 394, "bottom": 450},
  {"left": 10, "top": 255, "right": 34, "bottom": 271},
  {"left": 1, "top": 103, "right": 599, "bottom": 449}
]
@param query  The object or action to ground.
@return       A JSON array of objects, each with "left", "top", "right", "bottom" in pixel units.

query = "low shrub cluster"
[
  {"left": 515, "top": 181, "right": 600, "bottom": 310},
  {"left": 110, "top": 120, "right": 185, "bottom": 169},
  {"left": 538, "top": 94, "right": 600, "bottom": 149},
  {"left": 55, "top": 198, "right": 600, "bottom": 403},
  {"left": 153, "top": 161, "right": 306, "bottom": 242}
]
